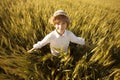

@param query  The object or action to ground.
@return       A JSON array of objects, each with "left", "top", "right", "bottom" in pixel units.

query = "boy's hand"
[
  {"left": 27, "top": 48, "right": 36, "bottom": 53},
  {"left": 85, "top": 40, "right": 97, "bottom": 49},
  {"left": 85, "top": 40, "right": 91, "bottom": 48}
]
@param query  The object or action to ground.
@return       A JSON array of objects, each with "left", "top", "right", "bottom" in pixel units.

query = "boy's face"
[{"left": 55, "top": 21, "right": 67, "bottom": 35}]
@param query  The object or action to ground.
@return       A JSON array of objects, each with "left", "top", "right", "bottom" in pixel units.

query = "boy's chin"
[{"left": 60, "top": 30, "right": 65, "bottom": 33}]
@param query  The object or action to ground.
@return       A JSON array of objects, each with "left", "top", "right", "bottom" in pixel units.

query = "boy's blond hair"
[{"left": 49, "top": 10, "right": 70, "bottom": 27}]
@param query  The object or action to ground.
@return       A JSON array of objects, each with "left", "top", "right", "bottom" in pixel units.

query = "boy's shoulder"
[
  {"left": 46, "top": 30, "right": 56, "bottom": 37},
  {"left": 66, "top": 30, "right": 74, "bottom": 35},
  {"left": 49, "top": 30, "right": 56, "bottom": 35},
  {"left": 66, "top": 30, "right": 72, "bottom": 33}
]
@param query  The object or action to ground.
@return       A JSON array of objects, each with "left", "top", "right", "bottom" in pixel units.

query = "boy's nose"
[
  {"left": 59, "top": 25, "right": 64, "bottom": 28},
  {"left": 59, "top": 24, "right": 64, "bottom": 27}
]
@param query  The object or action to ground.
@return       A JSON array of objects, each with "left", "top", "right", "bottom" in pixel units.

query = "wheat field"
[{"left": 0, "top": 0, "right": 120, "bottom": 80}]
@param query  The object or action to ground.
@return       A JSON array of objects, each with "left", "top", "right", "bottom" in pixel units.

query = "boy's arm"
[
  {"left": 70, "top": 32, "right": 85, "bottom": 45},
  {"left": 27, "top": 34, "right": 51, "bottom": 53}
]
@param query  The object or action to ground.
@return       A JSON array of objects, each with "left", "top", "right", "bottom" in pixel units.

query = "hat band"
[{"left": 54, "top": 12, "right": 67, "bottom": 17}]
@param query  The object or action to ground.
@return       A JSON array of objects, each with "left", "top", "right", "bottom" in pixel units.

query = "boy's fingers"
[{"left": 27, "top": 48, "right": 35, "bottom": 53}]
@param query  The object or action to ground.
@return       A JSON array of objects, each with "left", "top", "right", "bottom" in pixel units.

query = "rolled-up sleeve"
[
  {"left": 70, "top": 32, "right": 85, "bottom": 45},
  {"left": 33, "top": 34, "right": 51, "bottom": 49}
]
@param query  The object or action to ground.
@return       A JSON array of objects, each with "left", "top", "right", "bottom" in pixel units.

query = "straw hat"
[{"left": 53, "top": 10, "right": 68, "bottom": 17}]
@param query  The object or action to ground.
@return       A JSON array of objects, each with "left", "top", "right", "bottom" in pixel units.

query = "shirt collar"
[{"left": 54, "top": 30, "right": 67, "bottom": 38}]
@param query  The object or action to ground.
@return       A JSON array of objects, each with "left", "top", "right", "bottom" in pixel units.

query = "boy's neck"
[{"left": 56, "top": 30, "right": 65, "bottom": 36}]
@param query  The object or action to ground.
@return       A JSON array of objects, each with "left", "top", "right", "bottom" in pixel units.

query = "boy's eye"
[
  {"left": 61, "top": 22, "right": 66, "bottom": 25},
  {"left": 62, "top": 22, "right": 65, "bottom": 24},
  {"left": 57, "top": 23, "right": 62, "bottom": 25},
  {"left": 56, "top": 22, "right": 66, "bottom": 25}
]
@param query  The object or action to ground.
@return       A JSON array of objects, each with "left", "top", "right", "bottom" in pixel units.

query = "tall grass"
[{"left": 0, "top": 0, "right": 120, "bottom": 80}]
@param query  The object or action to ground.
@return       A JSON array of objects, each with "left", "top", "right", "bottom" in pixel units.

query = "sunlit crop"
[{"left": 0, "top": 0, "right": 120, "bottom": 80}]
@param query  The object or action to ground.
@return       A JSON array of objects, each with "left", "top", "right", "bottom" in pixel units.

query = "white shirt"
[{"left": 33, "top": 30, "right": 85, "bottom": 56}]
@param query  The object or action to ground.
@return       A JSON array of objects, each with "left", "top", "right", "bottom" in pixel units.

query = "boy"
[{"left": 28, "top": 10, "right": 85, "bottom": 56}]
